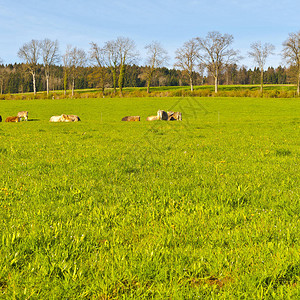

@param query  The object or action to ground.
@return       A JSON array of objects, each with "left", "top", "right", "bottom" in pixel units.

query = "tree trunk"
[
  {"left": 260, "top": 69, "right": 264, "bottom": 94},
  {"left": 112, "top": 68, "right": 117, "bottom": 94},
  {"left": 147, "top": 67, "right": 155, "bottom": 94},
  {"left": 32, "top": 72, "right": 36, "bottom": 95},
  {"left": 190, "top": 75, "right": 194, "bottom": 92},
  {"left": 147, "top": 74, "right": 151, "bottom": 94},
  {"left": 46, "top": 75, "right": 49, "bottom": 96},
  {"left": 72, "top": 78, "right": 75, "bottom": 97},
  {"left": 214, "top": 76, "right": 218, "bottom": 93},
  {"left": 64, "top": 69, "right": 68, "bottom": 96},
  {"left": 100, "top": 68, "right": 105, "bottom": 97},
  {"left": 102, "top": 85, "right": 105, "bottom": 98},
  {"left": 118, "top": 65, "right": 125, "bottom": 96}
]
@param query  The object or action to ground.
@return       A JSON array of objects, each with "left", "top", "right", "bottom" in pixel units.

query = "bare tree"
[
  {"left": 90, "top": 42, "right": 109, "bottom": 96},
  {"left": 196, "top": 31, "right": 239, "bottom": 93},
  {"left": 18, "top": 39, "right": 41, "bottom": 95},
  {"left": 63, "top": 46, "right": 86, "bottom": 96},
  {"left": 116, "top": 37, "right": 139, "bottom": 96},
  {"left": 40, "top": 39, "right": 60, "bottom": 95},
  {"left": 174, "top": 39, "right": 200, "bottom": 92},
  {"left": 63, "top": 45, "right": 72, "bottom": 95},
  {"left": 69, "top": 47, "right": 87, "bottom": 96},
  {"left": 248, "top": 41, "right": 275, "bottom": 94},
  {"left": 144, "top": 41, "right": 168, "bottom": 93},
  {"left": 282, "top": 32, "right": 300, "bottom": 96},
  {"left": 103, "top": 40, "right": 119, "bottom": 94}
]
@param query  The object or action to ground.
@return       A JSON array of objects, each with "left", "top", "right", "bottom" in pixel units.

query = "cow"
[
  {"left": 5, "top": 116, "right": 20, "bottom": 122},
  {"left": 61, "top": 114, "right": 81, "bottom": 122},
  {"left": 167, "top": 111, "right": 182, "bottom": 121},
  {"left": 49, "top": 115, "right": 64, "bottom": 122},
  {"left": 68, "top": 114, "right": 80, "bottom": 122},
  {"left": 167, "top": 111, "right": 175, "bottom": 120},
  {"left": 173, "top": 111, "right": 182, "bottom": 121},
  {"left": 0, "top": 115, "right": 2, "bottom": 122},
  {"left": 146, "top": 115, "right": 158, "bottom": 121},
  {"left": 17, "top": 111, "right": 28, "bottom": 121},
  {"left": 122, "top": 116, "right": 140, "bottom": 121},
  {"left": 157, "top": 110, "right": 168, "bottom": 121}
]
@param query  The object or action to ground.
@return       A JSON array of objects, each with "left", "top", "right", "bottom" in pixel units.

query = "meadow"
[
  {"left": 0, "top": 96, "right": 299, "bottom": 299},
  {"left": 1, "top": 84, "right": 299, "bottom": 101}
]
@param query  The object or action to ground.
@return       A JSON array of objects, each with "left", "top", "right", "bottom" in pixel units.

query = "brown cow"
[
  {"left": 18, "top": 111, "right": 28, "bottom": 121},
  {"left": 146, "top": 115, "right": 158, "bottom": 121},
  {"left": 122, "top": 116, "right": 140, "bottom": 121},
  {"left": 61, "top": 114, "right": 81, "bottom": 122},
  {"left": 5, "top": 116, "right": 20, "bottom": 122}
]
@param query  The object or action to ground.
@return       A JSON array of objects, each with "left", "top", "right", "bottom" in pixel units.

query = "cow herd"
[
  {"left": 0, "top": 111, "right": 81, "bottom": 123},
  {"left": 0, "top": 111, "right": 29, "bottom": 122},
  {"left": 0, "top": 109, "right": 182, "bottom": 123},
  {"left": 122, "top": 110, "right": 182, "bottom": 122}
]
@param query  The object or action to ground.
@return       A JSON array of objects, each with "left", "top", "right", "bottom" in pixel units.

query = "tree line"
[{"left": 0, "top": 31, "right": 300, "bottom": 96}]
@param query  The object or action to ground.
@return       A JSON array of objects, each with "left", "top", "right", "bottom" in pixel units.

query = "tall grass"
[{"left": 0, "top": 97, "right": 299, "bottom": 298}]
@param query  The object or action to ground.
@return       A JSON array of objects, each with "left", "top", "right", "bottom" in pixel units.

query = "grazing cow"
[
  {"left": 146, "top": 115, "right": 158, "bottom": 121},
  {"left": 5, "top": 116, "right": 20, "bottom": 122},
  {"left": 0, "top": 115, "right": 2, "bottom": 122},
  {"left": 61, "top": 114, "right": 81, "bottom": 122},
  {"left": 18, "top": 111, "right": 28, "bottom": 121},
  {"left": 157, "top": 110, "right": 168, "bottom": 121},
  {"left": 167, "top": 111, "right": 182, "bottom": 121},
  {"left": 49, "top": 115, "right": 63, "bottom": 122},
  {"left": 122, "top": 116, "right": 140, "bottom": 121}
]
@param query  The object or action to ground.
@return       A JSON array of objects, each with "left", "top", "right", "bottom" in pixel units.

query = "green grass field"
[{"left": 0, "top": 96, "right": 299, "bottom": 299}]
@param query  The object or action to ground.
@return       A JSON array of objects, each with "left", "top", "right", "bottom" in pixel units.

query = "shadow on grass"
[{"left": 28, "top": 119, "right": 40, "bottom": 122}]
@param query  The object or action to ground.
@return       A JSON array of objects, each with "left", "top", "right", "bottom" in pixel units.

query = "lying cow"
[
  {"left": 157, "top": 110, "right": 168, "bottom": 120},
  {"left": 146, "top": 115, "right": 158, "bottom": 121},
  {"left": 167, "top": 111, "right": 182, "bottom": 121},
  {"left": 5, "top": 116, "right": 20, "bottom": 122},
  {"left": 18, "top": 111, "right": 28, "bottom": 121},
  {"left": 50, "top": 114, "right": 81, "bottom": 122},
  {"left": 61, "top": 114, "right": 81, "bottom": 122},
  {"left": 122, "top": 116, "right": 140, "bottom": 121},
  {"left": 49, "top": 115, "right": 64, "bottom": 122}
]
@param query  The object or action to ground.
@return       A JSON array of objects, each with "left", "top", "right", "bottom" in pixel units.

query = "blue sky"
[{"left": 0, "top": 0, "right": 299, "bottom": 68}]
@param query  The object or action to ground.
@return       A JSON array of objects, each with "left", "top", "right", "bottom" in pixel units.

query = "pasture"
[{"left": 0, "top": 96, "right": 299, "bottom": 299}]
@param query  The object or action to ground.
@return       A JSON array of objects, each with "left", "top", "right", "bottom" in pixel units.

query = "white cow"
[
  {"left": 146, "top": 115, "right": 158, "bottom": 121},
  {"left": 49, "top": 115, "right": 63, "bottom": 122},
  {"left": 18, "top": 111, "right": 28, "bottom": 121}
]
